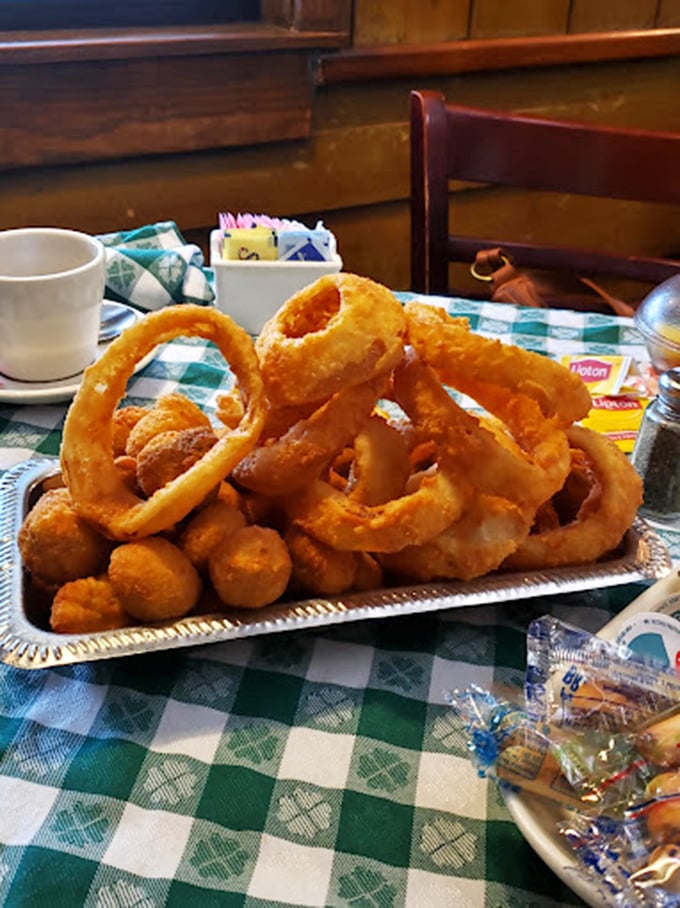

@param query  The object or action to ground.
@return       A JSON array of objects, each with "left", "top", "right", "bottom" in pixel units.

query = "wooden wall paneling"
[
  {"left": 315, "top": 30, "right": 680, "bottom": 84},
  {"left": 261, "top": 0, "right": 352, "bottom": 33},
  {"left": 253, "top": 187, "right": 680, "bottom": 294},
  {"left": 307, "top": 200, "right": 412, "bottom": 289},
  {"left": 0, "top": 51, "right": 313, "bottom": 169},
  {"left": 468, "top": 0, "right": 570, "bottom": 38},
  {"left": 2, "top": 57, "right": 680, "bottom": 292},
  {"left": 0, "top": 117, "right": 410, "bottom": 238},
  {"left": 353, "top": 0, "right": 470, "bottom": 46},
  {"left": 314, "top": 56, "right": 680, "bottom": 136},
  {"left": 568, "top": 0, "right": 658, "bottom": 33},
  {"left": 657, "top": 0, "right": 680, "bottom": 26}
]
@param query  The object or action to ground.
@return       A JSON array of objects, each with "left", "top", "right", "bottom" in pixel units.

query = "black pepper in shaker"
[{"left": 631, "top": 368, "right": 680, "bottom": 526}]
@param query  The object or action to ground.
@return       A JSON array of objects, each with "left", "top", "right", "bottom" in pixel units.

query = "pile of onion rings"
[{"left": 19, "top": 273, "right": 643, "bottom": 634}]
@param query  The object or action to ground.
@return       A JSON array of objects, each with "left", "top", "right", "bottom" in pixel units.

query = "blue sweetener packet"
[{"left": 277, "top": 222, "right": 336, "bottom": 262}]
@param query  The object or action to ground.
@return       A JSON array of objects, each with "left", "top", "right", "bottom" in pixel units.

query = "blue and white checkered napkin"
[{"left": 97, "top": 221, "right": 214, "bottom": 311}]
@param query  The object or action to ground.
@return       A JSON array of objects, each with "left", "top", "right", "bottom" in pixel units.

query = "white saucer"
[{"left": 0, "top": 305, "right": 154, "bottom": 406}]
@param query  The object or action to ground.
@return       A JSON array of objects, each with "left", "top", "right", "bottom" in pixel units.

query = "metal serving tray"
[{"left": 0, "top": 458, "right": 673, "bottom": 670}]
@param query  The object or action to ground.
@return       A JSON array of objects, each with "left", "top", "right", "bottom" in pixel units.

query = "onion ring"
[
  {"left": 374, "top": 349, "right": 572, "bottom": 580},
  {"left": 283, "top": 364, "right": 466, "bottom": 556},
  {"left": 255, "top": 272, "right": 406, "bottom": 407},
  {"left": 231, "top": 377, "right": 385, "bottom": 497},
  {"left": 287, "top": 468, "right": 465, "bottom": 553},
  {"left": 380, "top": 494, "right": 532, "bottom": 582},
  {"left": 331, "top": 413, "right": 412, "bottom": 506},
  {"left": 404, "top": 301, "right": 591, "bottom": 425},
  {"left": 61, "top": 305, "right": 265, "bottom": 541},
  {"left": 502, "top": 424, "right": 643, "bottom": 570},
  {"left": 392, "top": 350, "right": 571, "bottom": 517}
]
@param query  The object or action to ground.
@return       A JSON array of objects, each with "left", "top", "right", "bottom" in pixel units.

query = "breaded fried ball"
[
  {"left": 18, "top": 488, "right": 111, "bottom": 588},
  {"left": 125, "top": 393, "right": 212, "bottom": 457},
  {"left": 178, "top": 500, "right": 246, "bottom": 573},
  {"left": 285, "top": 525, "right": 357, "bottom": 595},
  {"left": 209, "top": 526, "right": 292, "bottom": 609},
  {"left": 109, "top": 537, "right": 202, "bottom": 621},
  {"left": 136, "top": 427, "right": 218, "bottom": 497},
  {"left": 112, "top": 405, "right": 149, "bottom": 456},
  {"left": 216, "top": 480, "right": 243, "bottom": 510},
  {"left": 50, "top": 576, "right": 130, "bottom": 634},
  {"left": 115, "top": 455, "right": 140, "bottom": 494}
]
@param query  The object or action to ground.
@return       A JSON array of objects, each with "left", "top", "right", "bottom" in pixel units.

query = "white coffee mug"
[{"left": 0, "top": 226, "right": 106, "bottom": 382}]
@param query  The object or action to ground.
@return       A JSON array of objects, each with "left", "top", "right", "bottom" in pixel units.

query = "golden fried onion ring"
[
  {"left": 404, "top": 301, "right": 591, "bottom": 425},
  {"left": 392, "top": 350, "right": 571, "bottom": 518},
  {"left": 374, "top": 351, "right": 572, "bottom": 581},
  {"left": 287, "top": 467, "right": 466, "bottom": 553},
  {"left": 502, "top": 424, "right": 643, "bottom": 570},
  {"left": 61, "top": 305, "right": 265, "bottom": 541},
  {"left": 255, "top": 272, "right": 406, "bottom": 407},
  {"left": 231, "top": 377, "right": 385, "bottom": 497},
  {"left": 380, "top": 494, "right": 532, "bottom": 582},
  {"left": 337, "top": 413, "right": 412, "bottom": 507}
]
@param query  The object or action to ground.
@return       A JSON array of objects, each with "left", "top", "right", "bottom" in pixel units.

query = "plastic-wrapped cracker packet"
[
  {"left": 449, "top": 682, "right": 680, "bottom": 904},
  {"left": 561, "top": 808, "right": 680, "bottom": 906},
  {"left": 525, "top": 615, "right": 680, "bottom": 731},
  {"left": 450, "top": 609, "right": 680, "bottom": 906},
  {"left": 448, "top": 685, "right": 603, "bottom": 810},
  {"left": 524, "top": 616, "right": 680, "bottom": 808}
]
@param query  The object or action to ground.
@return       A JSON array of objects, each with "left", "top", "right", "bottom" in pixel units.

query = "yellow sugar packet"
[{"left": 221, "top": 226, "right": 277, "bottom": 261}]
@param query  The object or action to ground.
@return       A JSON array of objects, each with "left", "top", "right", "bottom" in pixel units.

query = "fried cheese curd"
[
  {"left": 18, "top": 488, "right": 112, "bottom": 590},
  {"left": 136, "top": 426, "right": 218, "bottom": 498},
  {"left": 108, "top": 537, "right": 202, "bottom": 622},
  {"left": 125, "top": 393, "right": 213, "bottom": 458},
  {"left": 209, "top": 526, "right": 292, "bottom": 609},
  {"left": 18, "top": 277, "right": 646, "bottom": 637},
  {"left": 177, "top": 499, "right": 247, "bottom": 573},
  {"left": 51, "top": 576, "right": 129, "bottom": 634}
]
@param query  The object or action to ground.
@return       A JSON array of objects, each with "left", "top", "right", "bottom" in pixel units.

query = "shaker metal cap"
[{"left": 658, "top": 368, "right": 680, "bottom": 410}]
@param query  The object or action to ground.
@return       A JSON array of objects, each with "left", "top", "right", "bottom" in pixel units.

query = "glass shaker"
[{"left": 631, "top": 368, "right": 680, "bottom": 527}]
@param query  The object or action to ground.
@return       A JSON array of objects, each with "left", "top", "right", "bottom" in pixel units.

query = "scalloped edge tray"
[{"left": 0, "top": 458, "right": 673, "bottom": 670}]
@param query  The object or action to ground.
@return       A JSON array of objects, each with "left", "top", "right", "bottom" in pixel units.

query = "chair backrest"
[{"left": 410, "top": 89, "right": 680, "bottom": 297}]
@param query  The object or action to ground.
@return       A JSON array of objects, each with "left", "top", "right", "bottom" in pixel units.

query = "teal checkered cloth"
[
  {"left": 0, "top": 296, "right": 677, "bottom": 907},
  {"left": 97, "top": 221, "right": 214, "bottom": 311}
]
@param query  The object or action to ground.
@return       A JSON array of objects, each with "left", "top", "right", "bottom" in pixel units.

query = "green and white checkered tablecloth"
[{"left": 0, "top": 296, "right": 676, "bottom": 907}]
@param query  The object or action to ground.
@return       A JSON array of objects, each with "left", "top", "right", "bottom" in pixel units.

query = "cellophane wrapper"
[{"left": 450, "top": 616, "right": 680, "bottom": 907}]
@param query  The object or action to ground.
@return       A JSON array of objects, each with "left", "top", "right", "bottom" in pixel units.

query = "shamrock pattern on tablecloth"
[
  {"left": 142, "top": 759, "right": 198, "bottom": 807},
  {"left": 189, "top": 832, "right": 249, "bottom": 880}
]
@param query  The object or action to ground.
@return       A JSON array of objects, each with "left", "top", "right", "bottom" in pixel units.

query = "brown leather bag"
[{"left": 471, "top": 248, "right": 636, "bottom": 318}]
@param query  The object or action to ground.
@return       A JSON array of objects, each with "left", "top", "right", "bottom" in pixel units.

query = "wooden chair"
[{"left": 410, "top": 89, "right": 680, "bottom": 303}]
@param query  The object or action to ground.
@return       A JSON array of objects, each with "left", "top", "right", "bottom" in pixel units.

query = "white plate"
[
  {"left": 0, "top": 305, "right": 153, "bottom": 405},
  {"left": 505, "top": 791, "right": 610, "bottom": 908},
  {"left": 505, "top": 571, "right": 680, "bottom": 908}
]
